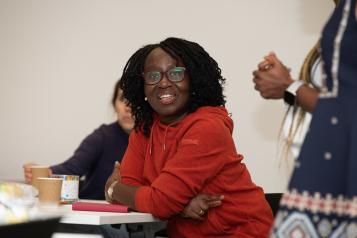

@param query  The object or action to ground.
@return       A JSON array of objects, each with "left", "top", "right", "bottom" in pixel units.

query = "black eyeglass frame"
[{"left": 142, "top": 66, "right": 186, "bottom": 85}]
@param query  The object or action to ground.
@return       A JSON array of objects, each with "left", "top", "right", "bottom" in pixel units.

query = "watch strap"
[
  {"left": 284, "top": 80, "right": 304, "bottom": 106},
  {"left": 286, "top": 80, "right": 304, "bottom": 96},
  {"left": 284, "top": 91, "right": 296, "bottom": 105}
]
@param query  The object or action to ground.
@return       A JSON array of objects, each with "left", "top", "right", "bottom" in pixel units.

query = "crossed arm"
[
  {"left": 105, "top": 161, "right": 223, "bottom": 220},
  {"left": 104, "top": 121, "right": 230, "bottom": 220}
]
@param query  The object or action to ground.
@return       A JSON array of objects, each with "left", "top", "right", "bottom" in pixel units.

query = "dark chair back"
[
  {"left": 0, "top": 217, "right": 60, "bottom": 238},
  {"left": 265, "top": 193, "right": 282, "bottom": 217}
]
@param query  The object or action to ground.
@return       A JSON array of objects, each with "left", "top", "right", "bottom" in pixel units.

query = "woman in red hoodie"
[{"left": 105, "top": 37, "right": 273, "bottom": 237}]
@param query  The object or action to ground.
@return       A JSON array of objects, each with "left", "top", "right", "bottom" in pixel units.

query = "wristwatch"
[
  {"left": 107, "top": 181, "right": 118, "bottom": 200},
  {"left": 284, "top": 80, "right": 304, "bottom": 105}
]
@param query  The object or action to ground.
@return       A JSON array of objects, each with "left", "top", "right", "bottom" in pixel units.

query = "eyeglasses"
[{"left": 142, "top": 67, "right": 186, "bottom": 85}]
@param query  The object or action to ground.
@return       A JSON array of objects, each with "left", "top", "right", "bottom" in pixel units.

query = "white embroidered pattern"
[
  {"left": 277, "top": 212, "right": 319, "bottom": 238},
  {"left": 320, "top": 0, "right": 351, "bottom": 98},
  {"left": 280, "top": 189, "right": 357, "bottom": 217},
  {"left": 318, "top": 218, "right": 333, "bottom": 237}
]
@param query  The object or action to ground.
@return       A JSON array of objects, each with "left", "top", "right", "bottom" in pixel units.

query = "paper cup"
[
  {"left": 30, "top": 166, "right": 50, "bottom": 190},
  {"left": 52, "top": 174, "right": 79, "bottom": 204},
  {"left": 38, "top": 177, "right": 63, "bottom": 205}
]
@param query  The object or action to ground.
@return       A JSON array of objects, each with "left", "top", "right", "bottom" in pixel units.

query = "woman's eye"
[
  {"left": 149, "top": 72, "right": 161, "bottom": 79},
  {"left": 169, "top": 71, "right": 179, "bottom": 77}
]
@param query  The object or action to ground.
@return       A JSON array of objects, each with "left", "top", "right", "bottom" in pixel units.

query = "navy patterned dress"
[{"left": 271, "top": 0, "right": 357, "bottom": 237}]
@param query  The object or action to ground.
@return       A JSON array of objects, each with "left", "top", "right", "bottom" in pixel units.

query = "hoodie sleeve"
[
  {"left": 120, "top": 131, "right": 146, "bottom": 186},
  {"left": 134, "top": 118, "right": 238, "bottom": 219}
]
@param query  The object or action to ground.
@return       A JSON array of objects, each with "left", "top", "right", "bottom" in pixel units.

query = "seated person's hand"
[
  {"left": 105, "top": 161, "right": 121, "bottom": 203},
  {"left": 23, "top": 163, "right": 37, "bottom": 183},
  {"left": 181, "top": 194, "right": 224, "bottom": 220},
  {"left": 23, "top": 163, "right": 53, "bottom": 184},
  {"left": 252, "top": 52, "right": 293, "bottom": 99}
]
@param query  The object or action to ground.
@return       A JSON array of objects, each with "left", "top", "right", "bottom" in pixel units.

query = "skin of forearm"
[
  {"left": 296, "top": 85, "right": 319, "bottom": 113},
  {"left": 112, "top": 182, "right": 139, "bottom": 210}
]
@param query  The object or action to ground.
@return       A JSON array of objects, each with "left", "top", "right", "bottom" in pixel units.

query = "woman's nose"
[{"left": 158, "top": 74, "right": 172, "bottom": 88}]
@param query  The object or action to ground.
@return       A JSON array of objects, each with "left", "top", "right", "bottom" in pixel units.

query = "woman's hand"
[
  {"left": 181, "top": 194, "right": 224, "bottom": 220},
  {"left": 252, "top": 52, "right": 294, "bottom": 99},
  {"left": 105, "top": 161, "right": 121, "bottom": 203},
  {"left": 23, "top": 163, "right": 52, "bottom": 183},
  {"left": 23, "top": 163, "right": 37, "bottom": 183},
  {"left": 253, "top": 52, "right": 319, "bottom": 112}
]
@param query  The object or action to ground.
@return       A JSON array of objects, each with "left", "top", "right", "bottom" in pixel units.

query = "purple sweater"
[{"left": 51, "top": 122, "right": 129, "bottom": 199}]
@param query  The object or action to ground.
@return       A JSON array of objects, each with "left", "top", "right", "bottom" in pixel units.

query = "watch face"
[{"left": 284, "top": 91, "right": 296, "bottom": 105}]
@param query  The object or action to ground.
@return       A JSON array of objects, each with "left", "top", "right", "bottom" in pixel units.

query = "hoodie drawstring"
[
  {"left": 149, "top": 120, "right": 158, "bottom": 155},
  {"left": 149, "top": 119, "right": 179, "bottom": 155},
  {"left": 163, "top": 126, "right": 169, "bottom": 151}
]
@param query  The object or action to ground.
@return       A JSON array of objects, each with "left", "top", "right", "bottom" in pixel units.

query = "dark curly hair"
[{"left": 120, "top": 37, "right": 226, "bottom": 136}]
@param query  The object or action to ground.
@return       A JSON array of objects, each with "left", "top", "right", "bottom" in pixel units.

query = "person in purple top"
[{"left": 23, "top": 79, "right": 134, "bottom": 200}]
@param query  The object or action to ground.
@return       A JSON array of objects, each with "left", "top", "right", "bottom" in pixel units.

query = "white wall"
[{"left": 0, "top": 0, "right": 334, "bottom": 192}]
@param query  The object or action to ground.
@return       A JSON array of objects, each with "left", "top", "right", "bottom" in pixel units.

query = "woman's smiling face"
[{"left": 143, "top": 47, "right": 190, "bottom": 124}]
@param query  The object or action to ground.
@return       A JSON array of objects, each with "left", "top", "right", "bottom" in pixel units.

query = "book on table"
[{"left": 72, "top": 201, "right": 130, "bottom": 213}]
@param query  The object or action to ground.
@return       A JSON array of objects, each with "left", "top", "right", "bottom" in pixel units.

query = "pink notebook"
[{"left": 72, "top": 202, "right": 130, "bottom": 213}]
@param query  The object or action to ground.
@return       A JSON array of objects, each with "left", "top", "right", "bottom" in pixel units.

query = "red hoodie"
[{"left": 121, "top": 106, "right": 273, "bottom": 237}]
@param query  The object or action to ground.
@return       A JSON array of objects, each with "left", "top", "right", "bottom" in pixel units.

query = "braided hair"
[
  {"left": 119, "top": 37, "right": 226, "bottom": 136},
  {"left": 282, "top": 0, "right": 339, "bottom": 157},
  {"left": 281, "top": 41, "right": 320, "bottom": 157}
]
